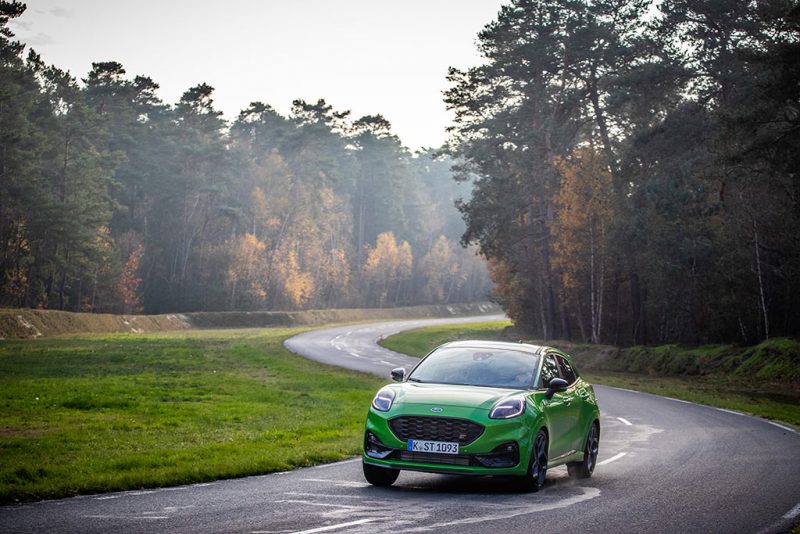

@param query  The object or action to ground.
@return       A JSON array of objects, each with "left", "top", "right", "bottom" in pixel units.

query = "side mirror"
[
  {"left": 545, "top": 377, "right": 569, "bottom": 399},
  {"left": 390, "top": 368, "right": 406, "bottom": 382}
]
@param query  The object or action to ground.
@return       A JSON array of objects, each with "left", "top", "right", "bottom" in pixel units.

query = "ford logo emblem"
[{"left": 430, "top": 407, "right": 443, "bottom": 413}]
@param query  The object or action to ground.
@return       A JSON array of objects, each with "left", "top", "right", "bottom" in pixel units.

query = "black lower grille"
[
  {"left": 388, "top": 416, "right": 484, "bottom": 445},
  {"left": 398, "top": 451, "right": 471, "bottom": 466}
]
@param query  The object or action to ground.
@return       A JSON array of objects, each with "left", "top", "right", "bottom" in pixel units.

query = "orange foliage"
[
  {"left": 552, "top": 147, "right": 613, "bottom": 342},
  {"left": 227, "top": 233, "right": 269, "bottom": 308},
  {"left": 119, "top": 243, "right": 144, "bottom": 314},
  {"left": 418, "top": 235, "right": 454, "bottom": 303},
  {"left": 486, "top": 257, "right": 525, "bottom": 324},
  {"left": 271, "top": 242, "right": 314, "bottom": 309},
  {"left": 362, "top": 231, "right": 413, "bottom": 306}
]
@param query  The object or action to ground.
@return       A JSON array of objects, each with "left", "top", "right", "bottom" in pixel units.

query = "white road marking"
[
  {"left": 715, "top": 408, "right": 745, "bottom": 416},
  {"left": 598, "top": 386, "right": 800, "bottom": 440},
  {"left": 609, "top": 387, "right": 642, "bottom": 395},
  {"left": 308, "top": 458, "right": 360, "bottom": 469},
  {"left": 768, "top": 421, "right": 798, "bottom": 434},
  {"left": 606, "top": 385, "right": 797, "bottom": 436},
  {"left": 397, "top": 487, "right": 601, "bottom": 532},
  {"left": 597, "top": 452, "right": 627, "bottom": 466},
  {"left": 161, "top": 505, "right": 195, "bottom": 512},
  {"left": 783, "top": 503, "right": 800, "bottom": 519},
  {"left": 380, "top": 360, "right": 394, "bottom": 366},
  {"left": 94, "top": 495, "right": 121, "bottom": 500},
  {"left": 286, "top": 518, "right": 376, "bottom": 534},
  {"left": 756, "top": 502, "right": 800, "bottom": 534},
  {"left": 616, "top": 417, "right": 633, "bottom": 426},
  {"left": 663, "top": 397, "right": 693, "bottom": 404},
  {"left": 285, "top": 492, "right": 363, "bottom": 499},
  {"left": 84, "top": 515, "right": 169, "bottom": 520},
  {"left": 301, "top": 478, "right": 369, "bottom": 488},
  {"left": 275, "top": 500, "right": 371, "bottom": 510}
]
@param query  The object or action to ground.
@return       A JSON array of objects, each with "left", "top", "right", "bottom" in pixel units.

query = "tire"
[
  {"left": 519, "top": 429, "right": 548, "bottom": 492},
  {"left": 568, "top": 421, "right": 599, "bottom": 479},
  {"left": 362, "top": 460, "right": 399, "bottom": 487}
]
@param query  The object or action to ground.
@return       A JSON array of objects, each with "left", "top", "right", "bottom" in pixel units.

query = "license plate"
[{"left": 407, "top": 439, "right": 459, "bottom": 455}]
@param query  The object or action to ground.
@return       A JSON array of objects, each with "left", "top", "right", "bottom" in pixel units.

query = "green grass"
[
  {"left": 378, "top": 320, "right": 513, "bottom": 357},
  {"left": 0, "top": 328, "right": 384, "bottom": 504},
  {"left": 379, "top": 322, "right": 800, "bottom": 430}
]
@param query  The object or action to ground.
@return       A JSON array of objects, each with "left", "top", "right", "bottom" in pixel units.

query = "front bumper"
[{"left": 363, "top": 405, "right": 533, "bottom": 476}]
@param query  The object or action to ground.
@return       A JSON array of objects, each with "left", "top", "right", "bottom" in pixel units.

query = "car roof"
[{"left": 438, "top": 339, "right": 549, "bottom": 356}]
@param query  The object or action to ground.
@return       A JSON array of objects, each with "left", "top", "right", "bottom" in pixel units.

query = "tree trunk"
[
  {"left": 630, "top": 271, "right": 643, "bottom": 344},
  {"left": 753, "top": 216, "right": 769, "bottom": 339},
  {"left": 587, "top": 71, "right": 618, "bottom": 182}
]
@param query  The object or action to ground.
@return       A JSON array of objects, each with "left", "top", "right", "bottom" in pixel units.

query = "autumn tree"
[
  {"left": 552, "top": 147, "right": 613, "bottom": 343},
  {"left": 361, "top": 232, "right": 412, "bottom": 307},
  {"left": 417, "top": 236, "right": 455, "bottom": 304},
  {"left": 119, "top": 241, "right": 144, "bottom": 314},
  {"left": 226, "top": 233, "right": 269, "bottom": 309},
  {"left": 446, "top": 0, "right": 593, "bottom": 338}
]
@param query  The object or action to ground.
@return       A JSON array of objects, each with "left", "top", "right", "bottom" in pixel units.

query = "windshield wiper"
[{"left": 407, "top": 377, "right": 425, "bottom": 383}]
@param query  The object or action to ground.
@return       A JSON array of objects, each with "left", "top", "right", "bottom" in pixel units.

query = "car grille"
[
  {"left": 388, "top": 416, "right": 484, "bottom": 445},
  {"left": 398, "top": 451, "right": 471, "bottom": 466}
]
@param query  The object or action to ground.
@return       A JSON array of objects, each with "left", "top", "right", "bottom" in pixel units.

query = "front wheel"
[
  {"left": 568, "top": 421, "right": 599, "bottom": 479},
  {"left": 519, "top": 429, "right": 548, "bottom": 492},
  {"left": 362, "top": 460, "right": 399, "bottom": 487}
]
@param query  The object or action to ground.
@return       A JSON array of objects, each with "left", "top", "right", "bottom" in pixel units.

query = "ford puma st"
[{"left": 362, "top": 340, "right": 600, "bottom": 491}]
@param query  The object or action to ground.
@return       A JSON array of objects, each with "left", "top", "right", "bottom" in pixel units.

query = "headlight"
[
  {"left": 489, "top": 398, "right": 525, "bottom": 419},
  {"left": 371, "top": 387, "right": 395, "bottom": 412}
]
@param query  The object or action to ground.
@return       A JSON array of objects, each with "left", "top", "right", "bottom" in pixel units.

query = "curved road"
[{"left": 1, "top": 315, "right": 799, "bottom": 534}]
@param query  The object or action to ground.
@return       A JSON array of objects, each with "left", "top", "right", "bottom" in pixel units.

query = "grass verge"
[
  {"left": 379, "top": 322, "right": 800, "bottom": 430},
  {"left": 0, "top": 328, "right": 384, "bottom": 504},
  {"left": 378, "top": 320, "right": 513, "bottom": 357}
]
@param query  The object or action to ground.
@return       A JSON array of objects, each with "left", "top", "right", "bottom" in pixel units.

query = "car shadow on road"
[{"left": 370, "top": 465, "right": 590, "bottom": 496}]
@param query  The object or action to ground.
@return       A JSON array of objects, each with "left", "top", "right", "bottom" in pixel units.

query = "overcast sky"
[{"left": 10, "top": 1, "right": 507, "bottom": 150}]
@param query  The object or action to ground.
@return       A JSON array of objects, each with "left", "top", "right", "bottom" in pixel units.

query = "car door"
[
  {"left": 539, "top": 353, "right": 573, "bottom": 461},
  {"left": 555, "top": 353, "right": 586, "bottom": 454}
]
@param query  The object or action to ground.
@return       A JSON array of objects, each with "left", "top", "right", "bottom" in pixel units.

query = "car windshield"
[{"left": 408, "top": 346, "right": 539, "bottom": 389}]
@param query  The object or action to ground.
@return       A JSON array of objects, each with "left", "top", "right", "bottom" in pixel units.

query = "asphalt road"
[{"left": 2, "top": 315, "right": 799, "bottom": 534}]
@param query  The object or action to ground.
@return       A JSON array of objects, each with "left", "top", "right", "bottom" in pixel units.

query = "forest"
[
  {"left": 2, "top": 0, "right": 799, "bottom": 348},
  {"left": 447, "top": 0, "right": 799, "bottom": 345},
  {"left": 0, "top": 2, "right": 491, "bottom": 314}
]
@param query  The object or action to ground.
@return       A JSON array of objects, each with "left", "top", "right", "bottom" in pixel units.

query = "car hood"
[{"left": 394, "top": 382, "right": 521, "bottom": 411}]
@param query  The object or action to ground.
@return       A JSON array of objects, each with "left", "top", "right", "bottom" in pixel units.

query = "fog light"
[
  {"left": 475, "top": 441, "right": 519, "bottom": 468},
  {"left": 364, "top": 432, "right": 393, "bottom": 459}
]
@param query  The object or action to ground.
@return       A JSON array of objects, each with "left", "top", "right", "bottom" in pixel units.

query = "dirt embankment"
[{"left": 0, "top": 302, "right": 501, "bottom": 339}]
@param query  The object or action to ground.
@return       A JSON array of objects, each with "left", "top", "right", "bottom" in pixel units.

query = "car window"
[
  {"left": 539, "top": 354, "right": 562, "bottom": 388},
  {"left": 408, "top": 346, "right": 539, "bottom": 390},
  {"left": 556, "top": 355, "right": 577, "bottom": 385}
]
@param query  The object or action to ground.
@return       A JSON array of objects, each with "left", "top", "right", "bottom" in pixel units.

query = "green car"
[{"left": 362, "top": 340, "right": 600, "bottom": 491}]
